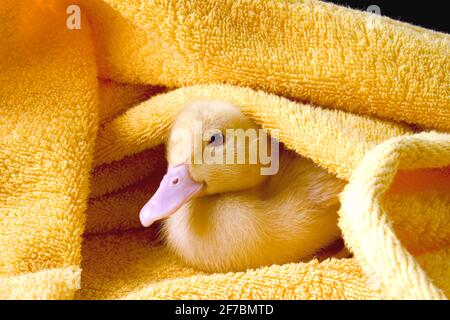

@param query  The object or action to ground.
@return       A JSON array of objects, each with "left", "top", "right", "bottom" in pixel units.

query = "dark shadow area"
[{"left": 324, "top": 0, "right": 449, "bottom": 33}]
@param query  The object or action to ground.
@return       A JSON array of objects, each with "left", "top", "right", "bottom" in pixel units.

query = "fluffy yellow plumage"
[{"left": 158, "top": 101, "right": 346, "bottom": 272}]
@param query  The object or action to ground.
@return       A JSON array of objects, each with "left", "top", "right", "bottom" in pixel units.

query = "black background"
[
  {"left": 325, "top": 0, "right": 449, "bottom": 33},
  {"left": 2, "top": 300, "right": 448, "bottom": 319}
]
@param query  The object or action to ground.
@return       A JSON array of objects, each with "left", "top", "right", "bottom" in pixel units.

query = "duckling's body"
[
  {"left": 164, "top": 148, "right": 345, "bottom": 272},
  {"left": 140, "top": 101, "right": 346, "bottom": 272}
]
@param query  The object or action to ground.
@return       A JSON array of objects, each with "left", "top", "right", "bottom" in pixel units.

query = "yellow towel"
[{"left": 0, "top": 0, "right": 448, "bottom": 300}]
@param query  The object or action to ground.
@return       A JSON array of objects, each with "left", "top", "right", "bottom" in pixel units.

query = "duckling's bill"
[{"left": 139, "top": 164, "right": 204, "bottom": 227}]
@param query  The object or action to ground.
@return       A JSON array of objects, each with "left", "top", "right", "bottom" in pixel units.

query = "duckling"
[{"left": 140, "top": 101, "right": 346, "bottom": 272}]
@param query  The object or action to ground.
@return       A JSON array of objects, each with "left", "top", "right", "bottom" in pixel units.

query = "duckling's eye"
[
  {"left": 170, "top": 177, "right": 179, "bottom": 186},
  {"left": 209, "top": 132, "right": 224, "bottom": 146}
]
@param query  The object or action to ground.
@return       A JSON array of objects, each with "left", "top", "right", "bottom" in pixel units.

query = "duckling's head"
[
  {"left": 140, "top": 100, "right": 272, "bottom": 227},
  {"left": 168, "top": 100, "right": 273, "bottom": 193}
]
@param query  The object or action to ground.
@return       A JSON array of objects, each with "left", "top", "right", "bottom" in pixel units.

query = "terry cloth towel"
[{"left": 0, "top": 0, "right": 449, "bottom": 300}]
